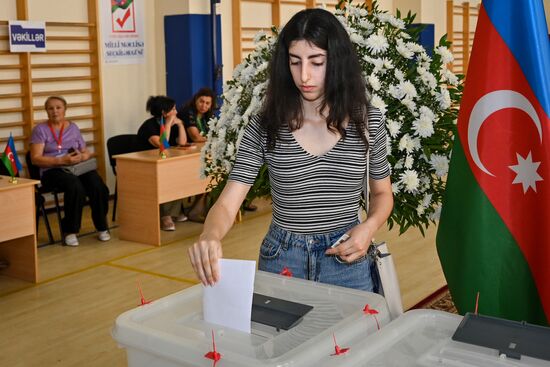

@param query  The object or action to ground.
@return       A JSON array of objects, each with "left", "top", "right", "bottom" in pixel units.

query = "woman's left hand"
[
  {"left": 324, "top": 223, "right": 374, "bottom": 263},
  {"left": 77, "top": 148, "right": 91, "bottom": 162}
]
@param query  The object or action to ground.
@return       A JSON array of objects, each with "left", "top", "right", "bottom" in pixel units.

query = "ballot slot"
[
  {"left": 452, "top": 312, "right": 550, "bottom": 361},
  {"left": 251, "top": 293, "right": 314, "bottom": 332}
]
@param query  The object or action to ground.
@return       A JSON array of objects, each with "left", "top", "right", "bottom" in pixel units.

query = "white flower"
[
  {"left": 396, "top": 38, "right": 414, "bottom": 59},
  {"left": 240, "top": 64, "right": 256, "bottom": 83},
  {"left": 400, "top": 81, "right": 417, "bottom": 99},
  {"left": 368, "top": 74, "right": 381, "bottom": 91},
  {"left": 416, "top": 204, "right": 425, "bottom": 215},
  {"left": 400, "top": 32, "right": 411, "bottom": 39},
  {"left": 422, "top": 193, "right": 433, "bottom": 208},
  {"left": 436, "top": 87, "right": 451, "bottom": 110},
  {"left": 359, "top": 19, "right": 375, "bottom": 34},
  {"left": 401, "top": 98, "right": 417, "bottom": 113},
  {"left": 418, "top": 177, "right": 429, "bottom": 194},
  {"left": 430, "top": 154, "right": 449, "bottom": 177},
  {"left": 413, "top": 106, "right": 435, "bottom": 137},
  {"left": 390, "top": 81, "right": 416, "bottom": 100},
  {"left": 335, "top": 14, "right": 348, "bottom": 28},
  {"left": 389, "top": 84, "right": 402, "bottom": 99},
  {"left": 435, "top": 46, "right": 454, "bottom": 64},
  {"left": 230, "top": 114, "right": 241, "bottom": 130},
  {"left": 400, "top": 170, "right": 420, "bottom": 193},
  {"left": 349, "top": 31, "right": 365, "bottom": 46},
  {"left": 382, "top": 58, "right": 394, "bottom": 70},
  {"left": 253, "top": 30, "right": 267, "bottom": 44},
  {"left": 386, "top": 119, "right": 402, "bottom": 138},
  {"left": 398, "top": 134, "right": 420, "bottom": 153},
  {"left": 226, "top": 142, "right": 235, "bottom": 158},
  {"left": 365, "top": 33, "right": 389, "bottom": 54},
  {"left": 404, "top": 155, "right": 414, "bottom": 169},
  {"left": 394, "top": 158, "right": 403, "bottom": 169},
  {"left": 370, "top": 94, "right": 387, "bottom": 114},
  {"left": 256, "top": 61, "right": 268, "bottom": 74},
  {"left": 232, "top": 63, "right": 245, "bottom": 79},
  {"left": 394, "top": 69, "right": 405, "bottom": 81},
  {"left": 441, "top": 68, "right": 459, "bottom": 86},
  {"left": 376, "top": 13, "right": 392, "bottom": 24},
  {"left": 418, "top": 68, "right": 437, "bottom": 89},
  {"left": 388, "top": 16, "right": 406, "bottom": 30},
  {"left": 392, "top": 182, "right": 401, "bottom": 194},
  {"left": 407, "top": 41, "right": 425, "bottom": 53},
  {"left": 347, "top": 4, "right": 368, "bottom": 17}
]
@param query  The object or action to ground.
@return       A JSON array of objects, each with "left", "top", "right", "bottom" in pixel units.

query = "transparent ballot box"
[
  {"left": 112, "top": 270, "right": 390, "bottom": 367},
  {"left": 317, "top": 309, "right": 550, "bottom": 367}
]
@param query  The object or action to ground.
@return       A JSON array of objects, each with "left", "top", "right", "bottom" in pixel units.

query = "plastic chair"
[
  {"left": 106, "top": 134, "right": 150, "bottom": 221},
  {"left": 25, "top": 151, "right": 64, "bottom": 245}
]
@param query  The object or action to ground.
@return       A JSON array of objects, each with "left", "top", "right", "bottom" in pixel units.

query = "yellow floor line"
[
  {"left": 106, "top": 262, "right": 200, "bottom": 284},
  {"left": 0, "top": 239, "right": 191, "bottom": 299},
  {"left": 1, "top": 211, "right": 270, "bottom": 299},
  {"left": 0, "top": 262, "right": 108, "bottom": 298},
  {"left": 0, "top": 284, "right": 35, "bottom": 298}
]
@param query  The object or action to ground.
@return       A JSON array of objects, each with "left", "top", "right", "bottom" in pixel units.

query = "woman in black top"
[
  {"left": 177, "top": 87, "right": 215, "bottom": 143},
  {"left": 138, "top": 95, "right": 188, "bottom": 231}
]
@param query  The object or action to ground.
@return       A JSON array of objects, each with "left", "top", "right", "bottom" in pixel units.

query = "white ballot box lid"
[
  {"left": 112, "top": 270, "right": 390, "bottom": 367},
  {"left": 318, "top": 309, "right": 550, "bottom": 367}
]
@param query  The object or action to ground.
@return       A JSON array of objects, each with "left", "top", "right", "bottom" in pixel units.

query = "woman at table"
[
  {"left": 176, "top": 87, "right": 215, "bottom": 143},
  {"left": 30, "top": 95, "right": 110, "bottom": 247},
  {"left": 138, "top": 95, "right": 189, "bottom": 231}
]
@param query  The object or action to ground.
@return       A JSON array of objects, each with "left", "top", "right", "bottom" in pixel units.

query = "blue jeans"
[{"left": 258, "top": 222, "right": 375, "bottom": 291}]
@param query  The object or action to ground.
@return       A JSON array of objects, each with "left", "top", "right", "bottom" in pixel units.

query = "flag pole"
[{"left": 159, "top": 116, "right": 167, "bottom": 159}]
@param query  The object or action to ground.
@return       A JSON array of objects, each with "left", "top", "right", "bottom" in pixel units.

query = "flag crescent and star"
[{"left": 437, "top": 0, "right": 550, "bottom": 325}]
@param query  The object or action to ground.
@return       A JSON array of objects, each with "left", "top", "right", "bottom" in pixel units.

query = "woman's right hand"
[{"left": 188, "top": 237, "right": 223, "bottom": 286}]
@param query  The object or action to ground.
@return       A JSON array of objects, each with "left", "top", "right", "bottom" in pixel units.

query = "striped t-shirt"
[{"left": 229, "top": 106, "right": 390, "bottom": 234}]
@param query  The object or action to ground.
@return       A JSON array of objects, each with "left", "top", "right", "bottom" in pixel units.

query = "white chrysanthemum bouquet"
[{"left": 202, "top": 0, "right": 462, "bottom": 235}]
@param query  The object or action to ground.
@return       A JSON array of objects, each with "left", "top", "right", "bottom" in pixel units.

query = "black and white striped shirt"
[{"left": 229, "top": 106, "right": 390, "bottom": 234}]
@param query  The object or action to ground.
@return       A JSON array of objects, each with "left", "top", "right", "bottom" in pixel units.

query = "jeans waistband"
[{"left": 266, "top": 221, "right": 360, "bottom": 249}]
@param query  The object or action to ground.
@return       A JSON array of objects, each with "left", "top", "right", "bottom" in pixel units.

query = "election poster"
[{"left": 100, "top": 0, "right": 145, "bottom": 64}]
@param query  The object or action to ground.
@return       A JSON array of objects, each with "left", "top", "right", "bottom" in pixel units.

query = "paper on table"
[{"left": 203, "top": 258, "right": 256, "bottom": 333}]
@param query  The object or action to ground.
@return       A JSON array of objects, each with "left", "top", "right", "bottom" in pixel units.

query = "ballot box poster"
[
  {"left": 8, "top": 21, "right": 46, "bottom": 53},
  {"left": 100, "top": 0, "right": 145, "bottom": 64}
]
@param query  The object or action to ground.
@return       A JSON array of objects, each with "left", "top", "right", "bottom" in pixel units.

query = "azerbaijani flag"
[
  {"left": 111, "top": 0, "right": 133, "bottom": 12},
  {"left": 159, "top": 116, "right": 170, "bottom": 152},
  {"left": 1, "top": 134, "right": 23, "bottom": 177},
  {"left": 437, "top": 0, "right": 550, "bottom": 325}
]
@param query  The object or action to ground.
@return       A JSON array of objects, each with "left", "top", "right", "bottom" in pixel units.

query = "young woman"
[
  {"left": 138, "top": 95, "right": 188, "bottom": 230},
  {"left": 188, "top": 9, "right": 393, "bottom": 290},
  {"left": 177, "top": 87, "right": 216, "bottom": 143},
  {"left": 30, "top": 96, "right": 110, "bottom": 246}
]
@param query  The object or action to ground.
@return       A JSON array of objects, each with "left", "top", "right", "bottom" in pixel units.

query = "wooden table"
[
  {"left": 115, "top": 145, "right": 208, "bottom": 246},
  {"left": 0, "top": 175, "right": 40, "bottom": 282}
]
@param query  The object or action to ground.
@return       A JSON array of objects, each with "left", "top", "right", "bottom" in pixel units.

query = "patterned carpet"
[{"left": 412, "top": 286, "right": 458, "bottom": 314}]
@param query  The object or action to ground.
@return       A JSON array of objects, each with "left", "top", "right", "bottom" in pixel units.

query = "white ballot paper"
[{"left": 203, "top": 258, "right": 256, "bottom": 333}]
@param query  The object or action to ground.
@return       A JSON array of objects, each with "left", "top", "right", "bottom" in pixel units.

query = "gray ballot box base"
[
  {"left": 251, "top": 293, "right": 314, "bottom": 331},
  {"left": 452, "top": 312, "right": 550, "bottom": 361}
]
